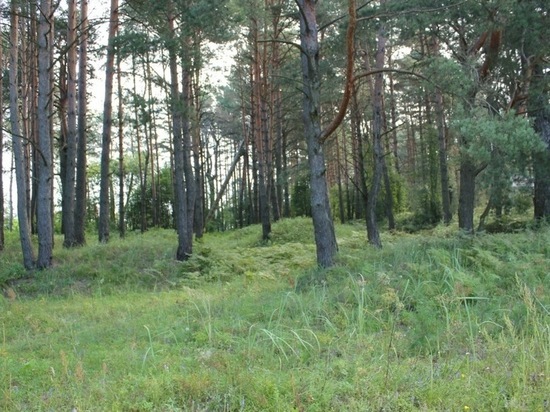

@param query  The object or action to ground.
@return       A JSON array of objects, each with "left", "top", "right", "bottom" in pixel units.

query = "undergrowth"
[{"left": 1, "top": 219, "right": 549, "bottom": 410}]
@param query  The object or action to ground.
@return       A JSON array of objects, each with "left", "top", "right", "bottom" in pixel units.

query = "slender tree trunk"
[
  {"left": 458, "top": 157, "right": 476, "bottom": 233},
  {"left": 191, "top": 85, "right": 204, "bottom": 238},
  {"left": 58, "top": 55, "right": 68, "bottom": 235},
  {"left": 532, "top": 66, "right": 550, "bottom": 219},
  {"left": 117, "top": 55, "right": 125, "bottom": 237},
  {"left": 74, "top": 0, "right": 88, "bottom": 245},
  {"left": 181, "top": 66, "right": 195, "bottom": 248},
  {"left": 28, "top": 3, "right": 38, "bottom": 236},
  {"left": 98, "top": 0, "right": 119, "bottom": 243},
  {"left": 9, "top": 152, "right": 14, "bottom": 232},
  {"left": 205, "top": 140, "right": 246, "bottom": 226},
  {"left": 10, "top": 4, "right": 34, "bottom": 269},
  {"left": 63, "top": 0, "right": 78, "bottom": 247},
  {"left": 251, "top": 19, "right": 271, "bottom": 241},
  {"left": 435, "top": 87, "right": 452, "bottom": 224},
  {"left": 366, "top": 17, "right": 387, "bottom": 248},
  {"left": 145, "top": 50, "right": 159, "bottom": 227},
  {"left": 351, "top": 91, "right": 367, "bottom": 220},
  {"left": 336, "top": 132, "right": 345, "bottom": 224},
  {"left": 0, "top": 30, "right": 4, "bottom": 251},
  {"left": 132, "top": 54, "right": 146, "bottom": 233},
  {"left": 36, "top": 0, "right": 54, "bottom": 268},
  {"left": 297, "top": 0, "right": 338, "bottom": 267},
  {"left": 168, "top": 9, "right": 191, "bottom": 260}
]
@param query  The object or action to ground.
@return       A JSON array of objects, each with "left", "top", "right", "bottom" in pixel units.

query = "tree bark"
[
  {"left": 366, "top": 17, "right": 387, "bottom": 248},
  {"left": 435, "top": 87, "right": 452, "bottom": 224},
  {"left": 10, "top": 3, "right": 35, "bottom": 269},
  {"left": 98, "top": 0, "right": 119, "bottom": 243},
  {"left": 74, "top": 0, "right": 88, "bottom": 246},
  {"left": 168, "top": 8, "right": 191, "bottom": 261},
  {"left": 458, "top": 157, "right": 477, "bottom": 233},
  {"left": 297, "top": 0, "right": 338, "bottom": 267},
  {"left": 532, "top": 66, "right": 550, "bottom": 219},
  {"left": 0, "top": 27, "right": 4, "bottom": 252},
  {"left": 117, "top": 55, "right": 125, "bottom": 237},
  {"left": 63, "top": 0, "right": 78, "bottom": 247},
  {"left": 181, "top": 66, "right": 195, "bottom": 248},
  {"left": 36, "top": 0, "right": 54, "bottom": 268}
]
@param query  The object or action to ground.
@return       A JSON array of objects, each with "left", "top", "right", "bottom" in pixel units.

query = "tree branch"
[{"left": 319, "top": 0, "right": 357, "bottom": 145}]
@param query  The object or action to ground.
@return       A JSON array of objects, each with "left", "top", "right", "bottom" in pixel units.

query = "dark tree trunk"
[
  {"left": 181, "top": 67, "right": 195, "bottom": 248},
  {"left": 190, "top": 73, "right": 204, "bottom": 238},
  {"left": 132, "top": 54, "right": 147, "bottom": 233},
  {"left": 117, "top": 56, "right": 125, "bottom": 237},
  {"left": 532, "top": 67, "right": 550, "bottom": 219},
  {"left": 168, "top": 9, "right": 191, "bottom": 261},
  {"left": 74, "top": 0, "right": 88, "bottom": 246},
  {"left": 435, "top": 88, "right": 452, "bottom": 224},
  {"left": 142, "top": 52, "right": 158, "bottom": 229},
  {"left": 63, "top": 0, "right": 78, "bottom": 247},
  {"left": 10, "top": 4, "right": 35, "bottom": 269},
  {"left": 297, "top": 0, "right": 338, "bottom": 267},
  {"left": 98, "top": 0, "right": 118, "bottom": 243},
  {"left": 366, "top": 18, "right": 387, "bottom": 248},
  {"left": 336, "top": 133, "right": 345, "bottom": 224},
  {"left": 458, "top": 158, "right": 477, "bottom": 233},
  {"left": 351, "top": 92, "right": 367, "bottom": 220},
  {"left": 0, "top": 30, "right": 4, "bottom": 252},
  {"left": 36, "top": 0, "right": 54, "bottom": 268}
]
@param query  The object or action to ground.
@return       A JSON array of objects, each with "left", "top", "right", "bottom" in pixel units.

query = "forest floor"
[{"left": 1, "top": 217, "right": 549, "bottom": 411}]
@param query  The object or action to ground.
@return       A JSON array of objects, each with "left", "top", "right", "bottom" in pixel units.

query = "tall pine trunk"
[
  {"left": 168, "top": 8, "right": 191, "bottom": 261},
  {"left": 63, "top": 0, "right": 78, "bottom": 247},
  {"left": 74, "top": 0, "right": 88, "bottom": 246},
  {"left": 0, "top": 29, "right": 4, "bottom": 252},
  {"left": 532, "top": 65, "right": 550, "bottom": 219},
  {"left": 117, "top": 56, "right": 125, "bottom": 237},
  {"left": 366, "top": 17, "right": 387, "bottom": 248},
  {"left": 98, "top": 0, "right": 118, "bottom": 243},
  {"left": 36, "top": 0, "right": 54, "bottom": 268},
  {"left": 9, "top": 3, "right": 34, "bottom": 269},
  {"left": 297, "top": 0, "right": 337, "bottom": 268}
]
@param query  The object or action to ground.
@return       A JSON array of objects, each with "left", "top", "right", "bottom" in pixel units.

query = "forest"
[
  {"left": 0, "top": 0, "right": 549, "bottom": 410},
  {"left": 0, "top": 0, "right": 548, "bottom": 268}
]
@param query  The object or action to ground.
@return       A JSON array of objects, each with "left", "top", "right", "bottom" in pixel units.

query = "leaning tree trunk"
[
  {"left": 36, "top": 0, "right": 54, "bottom": 268},
  {"left": 98, "top": 0, "right": 118, "bottom": 243},
  {"left": 297, "top": 0, "right": 338, "bottom": 267},
  {"left": 74, "top": 0, "right": 88, "bottom": 246},
  {"left": 9, "top": 4, "right": 34, "bottom": 269}
]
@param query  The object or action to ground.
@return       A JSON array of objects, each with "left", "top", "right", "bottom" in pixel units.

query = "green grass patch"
[{"left": 1, "top": 218, "right": 549, "bottom": 410}]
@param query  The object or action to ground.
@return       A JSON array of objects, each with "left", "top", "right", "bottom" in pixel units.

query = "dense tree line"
[{"left": 0, "top": 0, "right": 548, "bottom": 269}]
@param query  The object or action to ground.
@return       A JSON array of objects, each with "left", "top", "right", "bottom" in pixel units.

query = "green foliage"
[
  {"left": 291, "top": 173, "right": 311, "bottom": 218},
  {"left": 453, "top": 110, "right": 543, "bottom": 167},
  {"left": 126, "top": 166, "right": 174, "bottom": 230},
  {"left": 2, "top": 220, "right": 550, "bottom": 410}
]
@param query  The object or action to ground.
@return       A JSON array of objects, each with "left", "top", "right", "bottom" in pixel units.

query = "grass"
[{"left": 1, "top": 218, "right": 549, "bottom": 410}]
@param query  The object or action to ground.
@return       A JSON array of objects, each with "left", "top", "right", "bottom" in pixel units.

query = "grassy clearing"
[{"left": 1, "top": 218, "right": 549, "bottom": 410}]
